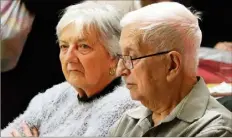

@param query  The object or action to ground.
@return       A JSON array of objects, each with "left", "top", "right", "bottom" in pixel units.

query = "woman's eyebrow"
[
  {"left": 58, "top": 40, "right": 68, "bottom": 44},
  {"left": 58, "top": 38, "right": 87, "bottom": 44}
]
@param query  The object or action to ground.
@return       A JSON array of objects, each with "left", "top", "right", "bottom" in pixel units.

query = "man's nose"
[{"left": 116, "top": 59, "right": 130, "bottom": 77}]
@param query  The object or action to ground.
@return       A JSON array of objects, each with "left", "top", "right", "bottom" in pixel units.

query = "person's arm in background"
[
  {"left": 0, "top": 0, "right": 34, "bottom": 72},
  {"left": 0, "top": 0, "right": 84, "bottom": 72},
  {"left": 215, "top": 42, "right": 232, "bottom": 51}
]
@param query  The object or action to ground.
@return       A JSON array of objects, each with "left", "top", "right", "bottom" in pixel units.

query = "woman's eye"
[
  {"left": 78, "top": 44, "right": 92, "bottom": 54},
  {"left": 60, "top": 45, "right": 68, "bottom": 49}
]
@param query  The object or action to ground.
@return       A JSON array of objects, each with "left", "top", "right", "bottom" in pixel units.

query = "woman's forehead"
[{"left": 59, "top": 23, "right": 100, "bottom": 44}]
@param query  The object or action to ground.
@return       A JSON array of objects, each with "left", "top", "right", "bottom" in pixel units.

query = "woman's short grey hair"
[
  {"left": 56, "top": 1, "right": 123, "bottom": 57},
  {"left": 120, "top": 2, "right": 202, "bottom": 76}
]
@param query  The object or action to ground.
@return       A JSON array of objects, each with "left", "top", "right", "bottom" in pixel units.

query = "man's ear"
[{"left": 166, "top": 51, "right": 182, "bottom": 82}]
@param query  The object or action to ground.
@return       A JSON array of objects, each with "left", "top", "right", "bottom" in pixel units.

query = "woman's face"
[{"left": 58, "top": 23, "right": 117, "bottom": 95}]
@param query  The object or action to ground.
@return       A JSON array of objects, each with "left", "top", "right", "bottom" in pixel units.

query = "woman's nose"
[{"left": 66, "top": 45, "right": 79, "bottom": 62}]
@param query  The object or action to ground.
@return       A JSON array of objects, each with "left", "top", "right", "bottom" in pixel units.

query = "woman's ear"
[
  {"left": 109, "top": 55, "right": 119, "bottom": 67},
  {"left": 166, "top": 51, "right": 182, "bottom": 82}
]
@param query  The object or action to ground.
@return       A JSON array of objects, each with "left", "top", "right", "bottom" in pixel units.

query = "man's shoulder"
[
  {"left": 116, "top": 105, "right": 150, "bottom": 125},
  {"left": 109, "top": 105, "right": 149, "bottom": 137},
  {"left": 191, "top": 96, "right": 232, "bottom": 136},
  {"left": 196, "top": 109, "right": 232, "bottom": 136},
  {"left": 116, "top": 105, "right": 151, "bottom": 128},
  {"left": 201, "top": 97, "right": 232, "bottom": 131}
]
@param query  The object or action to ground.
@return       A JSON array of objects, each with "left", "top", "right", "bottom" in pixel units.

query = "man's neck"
[{"left": 151, "top": 76, "right": 197, "bottom": 126}]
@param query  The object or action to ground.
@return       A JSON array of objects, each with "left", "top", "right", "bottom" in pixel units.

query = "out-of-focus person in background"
[
  {"left": 1, "top": 1, "right": 138, "bottom": 137},
  {"left": 140, "top": 0, "right": 232, "bottom": 51},
  {"left": 95, "top": 0, "right": 141, "bottom": 14},
  {"left": 1, "top": 0, "right": 34, "bottom": 72},
  {"left": 109, "top": 2, "right": 232, "bottom": 137},
  {"left": 1, "top": 0, "right": 84, "bottom": 128}
]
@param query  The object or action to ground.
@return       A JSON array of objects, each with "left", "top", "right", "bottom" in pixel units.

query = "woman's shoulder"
[
  {"left": 98, "top": 85, "right": 140, "bottom": 109},
  {"left": 112, "top": 85, "right": 131, "bottom": 96},
  {"left": 43, "top": 81, "right": 72, "bottom": 96},
  {"left": 107, "top": 85, "right": 131, "bottom": 101},
  {"left": 31, "top": 81, "right": 74, "bottom": 105}
]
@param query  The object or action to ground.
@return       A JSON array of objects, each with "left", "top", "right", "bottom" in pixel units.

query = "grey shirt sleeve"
[
  {"left": 108, "top": 118, "right": 121, "bottom": 136},
  {"left": 196, "top": 126, "right": 232, "bottom": 137}
]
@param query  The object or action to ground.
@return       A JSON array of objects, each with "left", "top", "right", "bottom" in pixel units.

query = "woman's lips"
[{"left": 67, "top": 64, "right": 82, "bottom": 72}]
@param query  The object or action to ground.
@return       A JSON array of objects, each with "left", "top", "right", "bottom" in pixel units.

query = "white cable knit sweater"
[{"left": 1, "top": 82, "right": 140, "bottom": 136}]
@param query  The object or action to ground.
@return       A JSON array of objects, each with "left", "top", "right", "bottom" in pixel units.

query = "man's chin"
[{"left": 130, "top": 91, "right": 141, "bottom": 101}]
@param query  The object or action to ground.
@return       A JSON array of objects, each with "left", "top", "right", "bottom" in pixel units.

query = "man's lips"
[{"left": 126, "top": 83, "right": 135, "bottom": 89}]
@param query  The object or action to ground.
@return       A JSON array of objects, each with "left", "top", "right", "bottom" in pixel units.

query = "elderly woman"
[
  {"left": 1, "top": 1, "right": 139, "bottom": 137},
  {"left": 109, "top": 2, "right": 232, "bottom": 137}
]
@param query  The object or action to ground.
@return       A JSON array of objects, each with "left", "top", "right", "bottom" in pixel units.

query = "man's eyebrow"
[
  {"left": 123, "top": 46, "right": 138, "bottom": 55},
  {"left": 124, "top": 47, "right": 133, "bottom": 52}
]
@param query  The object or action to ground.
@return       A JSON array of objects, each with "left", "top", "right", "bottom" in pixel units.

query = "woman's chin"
[{"left": 69, "top": 78, "right": 85, "bottom": 88}]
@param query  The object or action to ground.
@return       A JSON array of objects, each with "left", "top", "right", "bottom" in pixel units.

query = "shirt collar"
[
  {"left": 176, "top": 77, "right": 210, "bottom": 122},
  {"left": 127, "top": 77, "right": 210, "bottom": 123}
]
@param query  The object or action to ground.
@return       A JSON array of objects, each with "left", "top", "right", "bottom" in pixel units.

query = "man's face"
[{"left": 117, "top": 24, "right": 169, "bottom": 106}]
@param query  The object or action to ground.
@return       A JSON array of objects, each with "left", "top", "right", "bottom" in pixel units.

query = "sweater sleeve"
[
  {"left": 1, "top": 92, "right": 46, "bottom": 137},
  {"left": 1, "top": 82, "right": 71, "bottom": 137}
]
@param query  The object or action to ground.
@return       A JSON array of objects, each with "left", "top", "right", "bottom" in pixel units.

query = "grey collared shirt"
[{"left": 109, "top": 77, "right": 232, "bottom": 137}]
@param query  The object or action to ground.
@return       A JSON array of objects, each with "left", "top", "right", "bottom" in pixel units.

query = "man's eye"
[{"left": 79, "top": 44, "right": 90, "bottom": 49}]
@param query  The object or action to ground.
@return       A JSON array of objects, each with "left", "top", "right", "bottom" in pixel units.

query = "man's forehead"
[
  {"left": 119, "top": 37, "right": 140, "bottom": 53},
  {"left": 120, "top": 26, "right": 142, "bottom": 53}
]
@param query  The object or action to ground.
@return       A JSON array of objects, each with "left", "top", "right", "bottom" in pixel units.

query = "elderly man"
[{"left": 110, "top": 2, "right": 232, "bottom": 137}]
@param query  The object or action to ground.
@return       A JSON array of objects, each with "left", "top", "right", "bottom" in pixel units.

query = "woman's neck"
[{"left": 76, "top": 77, "right": 122, "bottom": 103}]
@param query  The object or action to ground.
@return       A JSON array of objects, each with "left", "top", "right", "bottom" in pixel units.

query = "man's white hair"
[
  {"left": 56, "top": 1, "right": 123, "bottom": 57},
  {"left": 121, "top": 2, "right": 202, "bottom": 76}
]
